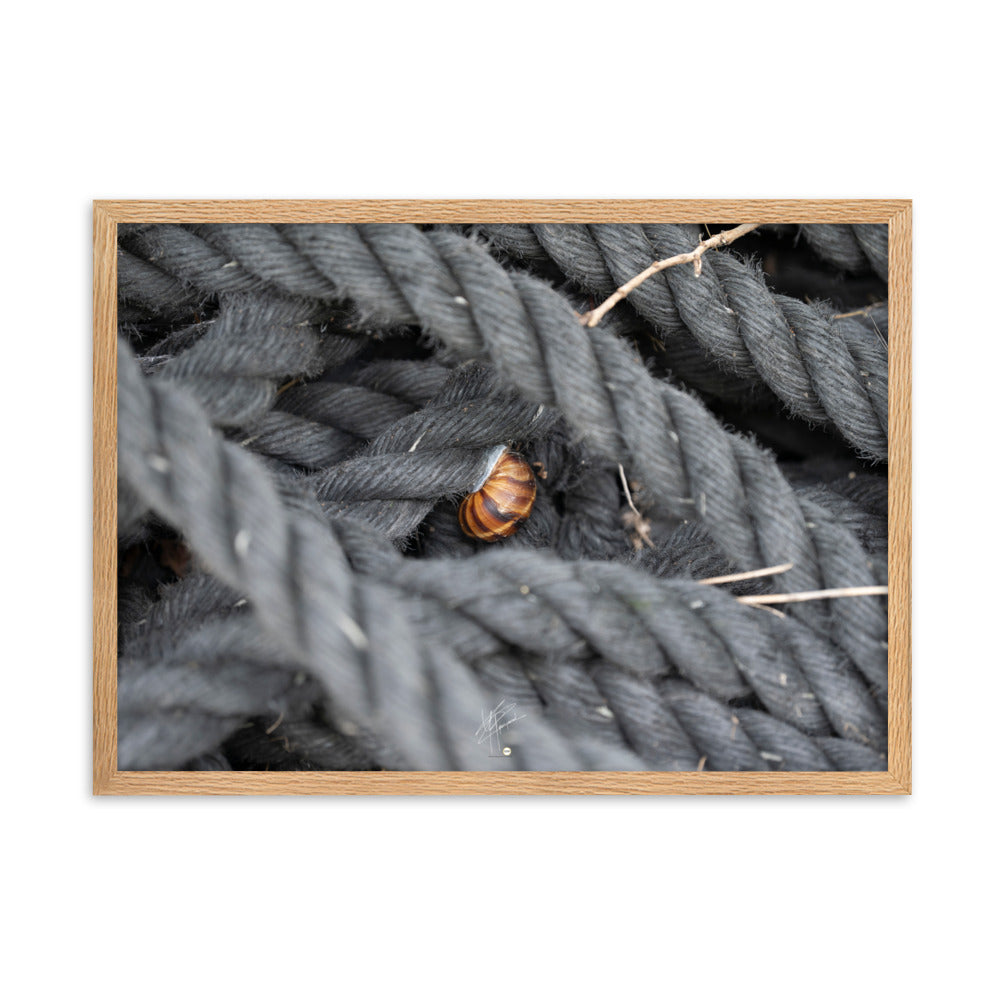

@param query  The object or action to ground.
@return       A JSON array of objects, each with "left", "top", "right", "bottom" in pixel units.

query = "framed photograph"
[{"left": 93, "top": 200, "right": 911, "bottom": 794}]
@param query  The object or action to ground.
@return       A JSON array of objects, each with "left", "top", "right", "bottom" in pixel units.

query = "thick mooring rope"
[
  {"left": 116, "top": 221, "right": 890, "bottom": 772},
  {"left": 476, "top": 223, "right": 889, "bottom": 459}
]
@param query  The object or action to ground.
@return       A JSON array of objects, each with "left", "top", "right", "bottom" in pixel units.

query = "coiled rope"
[
  {"left": 116, "top": 222, "right": 890, "bottom": 772},
  {"left": 476, "top": 223, "right": 889, "bottom": 459}
]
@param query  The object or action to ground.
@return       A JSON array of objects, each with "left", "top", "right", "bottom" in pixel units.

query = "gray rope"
[
  {"left": 233, "top": 361, "right": 451, "bottom": 470},
  {"left": 798, "top": 223, "right": 890, "bottom": 280},
  {"left": 118, "top": 246, "right": 205, "bottom": 317},
  {"left": 477, "top": 223, "right": 889, "bottom": 459},
  {"left": 238, "top": 381, "right": 419, "bottom": 470},
  {"left": 119, "top": 615, "right": 325, "bottom": 769},
  {"left": 309, "top": 362, "right": 559, "bottom": 539},
  {"left": 117, "top": 338, "right": 649, "bottom": 771},
  {"left": 121, "top": 553, "right": 886, "bottom": 771},
  {"left": 410, "top": 559, "right": 886, "bottom": 752},
  {"left": 118, "top": 343, "right": 886, "bottom": 769},
  {"left": 120, "top": 222, "right": 888, "bottom": 691},
  {"left": 148, "top": 294, "right": 324, "bottom": 427}
]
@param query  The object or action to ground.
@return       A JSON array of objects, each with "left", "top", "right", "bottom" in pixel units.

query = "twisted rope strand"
[
  {"left": 117, "top": 340, "right": 646, "bottom": 771},
  {"left": 798, "top": 223, "right": 890, "bottom": 280},
  {"left": 387, "top": 552, "right": 887, "bottom": 754},
  {"left": 119, "top": 341, "right": 886, "bottom": 769},
  {"left": 118, "top": 616, "right": 324, "bottom": 769},
  {"left": 480, "top": 223, "right": 889, "bottom": 459},
  {"left": 235, "top": 361, "right": 451, "bottom": 470},
  {"left": 117, "top": 246, "right": 205, "bottom": 317},
  {"left": 151, "top": 294, "right": 324, "bottom": 427},
  {"left": 306, "top": 363, "right": 559, "bottom": 539},
  {"left": 122, "top": 560, "right": 885, "bottom": 771},
  {"left": 121, "top": 411, "right": 887, "bottom": 773}
]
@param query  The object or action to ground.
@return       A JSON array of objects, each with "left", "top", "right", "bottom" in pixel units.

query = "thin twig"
[
  {"left": 618, "top": 463, "right": 652, "bottom": 549},
  {"left": 581, "top": 223, "right": 762, "bottom": 328},
  {"left": 618, "top": 464, "right": 641, "bottom": 517},
  {"left": 737, "top": 585, "right": 888, "bottom": 607},
  {"left": 276, "top": 378, "right": 302, "bottom": 397},
  {"left": 757, "top": 604, "right": 787, "bottom": 619},
  {"left": 832, "top": 306, "right": 877, "bottom": 319},
  {"left": 697, "top": 562, "right": 794, "bottom": 587},
  {"left": 831, "top": 303, "right": 889, "bottom": 350}
]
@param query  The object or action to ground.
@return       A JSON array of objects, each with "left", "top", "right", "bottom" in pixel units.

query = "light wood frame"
[{"left": 94, "top": 200, "right": 912, "bottom": 795}]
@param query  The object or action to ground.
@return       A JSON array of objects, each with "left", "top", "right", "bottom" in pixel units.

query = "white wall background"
[{"left": 3, "top": 4, "right": 993, "bottom": 996}]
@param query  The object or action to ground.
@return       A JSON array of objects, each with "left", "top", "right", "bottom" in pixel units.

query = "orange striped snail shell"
[{"left": 458, "top": 447, "right": 537, "bottom": 542}]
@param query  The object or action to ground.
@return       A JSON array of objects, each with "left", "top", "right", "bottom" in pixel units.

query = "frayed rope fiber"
[{"left": 116, "top": 221, "right": 890, "bottom": 772}]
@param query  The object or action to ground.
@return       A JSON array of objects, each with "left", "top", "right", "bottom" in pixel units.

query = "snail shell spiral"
[{"left": 458, "top": 448, "right": 536, "bottom": 542}]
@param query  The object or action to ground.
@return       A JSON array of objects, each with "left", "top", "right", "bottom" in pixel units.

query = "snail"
[{"left": 459, "top": 446, "right": 537, "bottom": 542}]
